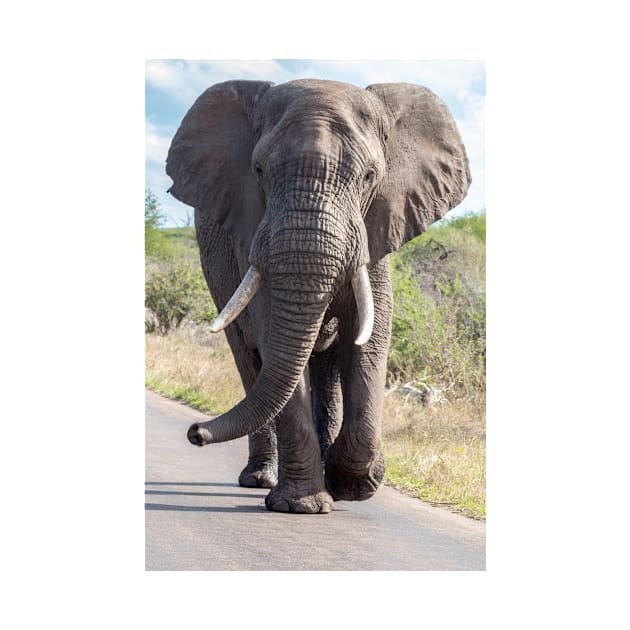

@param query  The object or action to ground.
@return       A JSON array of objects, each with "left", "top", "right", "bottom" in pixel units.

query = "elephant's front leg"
[
  {"left": 325, "top": 258, "right": 393, "bottom": 501},
  {"left": 265, "top": 367, "right": 333, "bottom": 514},
  {"left": 221, "top": 320, "right": 278, "bottom": 489},
  {"left": 239, "top": 422, "right": 278, "bottom": 489}
]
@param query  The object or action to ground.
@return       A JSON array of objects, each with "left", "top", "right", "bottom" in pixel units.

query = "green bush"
[
  {"left": 388, "top": 213, "right": 486, "bottom": 400},
  {"left": 437, "top": 211, "right": 486, "bottom": 243},
  {"left": 145, "top": 261, "right": 217, "bottom": 335}
]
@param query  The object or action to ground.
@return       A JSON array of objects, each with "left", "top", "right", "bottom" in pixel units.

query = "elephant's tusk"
[
  {"left": 209, "top": 266, "right": 262, "bottom": 333},
  {"left": 351, "top": 265, "right": 374, "bottom": 346}
]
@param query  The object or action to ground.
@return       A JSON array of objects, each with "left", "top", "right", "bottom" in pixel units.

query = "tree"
[
  {"left": 145, "top": 189, "right": 171, "bottom": 258},
  {"left": 145, "top": 189, "right": 163, "bottom": 231}
]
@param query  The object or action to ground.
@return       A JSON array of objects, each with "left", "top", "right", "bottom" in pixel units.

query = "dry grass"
[
  {"left": 382, "top": 392, "right": 486, "bottom": 518},
  {"left": 145, "top": 328, "right": 485, "bottom": 519},
  {"left": 145, "top": 325, "right": 243, "bottom": 414}
]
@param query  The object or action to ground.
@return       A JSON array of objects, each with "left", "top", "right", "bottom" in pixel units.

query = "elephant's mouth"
[
  {"left": 209, "top": 264, "right": 374, "bottom": 347},
  {"left": 313, "top": 316, "right": 339, "bottom": 352}
]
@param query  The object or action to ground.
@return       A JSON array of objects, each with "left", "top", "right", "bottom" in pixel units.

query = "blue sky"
[{"left": 146, "top": 59, "right": 485, "bottom": 226}]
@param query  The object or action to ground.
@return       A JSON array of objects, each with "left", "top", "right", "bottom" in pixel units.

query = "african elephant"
[{"left": 165, "top": 79, "right": 470, "bottom": 513}]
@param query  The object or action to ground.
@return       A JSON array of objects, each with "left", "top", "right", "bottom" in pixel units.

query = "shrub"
[
  {"left": 388, "top": 213, "right": 486, "bottom": 401},
  {"left": 145, "top": 261, "right": 217, "bottom": 335}
]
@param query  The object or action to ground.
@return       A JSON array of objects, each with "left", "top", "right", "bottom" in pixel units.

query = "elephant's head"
[{"left": 166, "top": 79, "right": 470, "bottom": 445}]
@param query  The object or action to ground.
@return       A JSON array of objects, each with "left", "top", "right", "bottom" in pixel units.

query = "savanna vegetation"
[{"left": 145, "top": 190, "right": 486, "bottom": 518}]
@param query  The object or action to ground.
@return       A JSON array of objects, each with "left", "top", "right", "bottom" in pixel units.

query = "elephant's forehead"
[{"left": 261, "top": 79, "right": 377, "bottom": 120}]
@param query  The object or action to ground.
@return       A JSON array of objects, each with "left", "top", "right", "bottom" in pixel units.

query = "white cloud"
[
  {"left": 147, "top": 59, "right": 485, "bottom": 105},
  {"left": 146, "top": 59, "right": 295, "bottom": 103},
  {"left": 145, "top": 60, "right": 199, "bottom": 102},
  {"left": 456, "top": 93, "right": 485, "bottom": 168},
  {"left": 453, "top": 93, "right": 485, "bottom": 214},
  {"left": 145, "top": 121, "right": 171, "bottom": 166},
  {"left": 204, "top": 59, "right": 294, "bottom": 82},
  {"left": 296, "top": 59, "right": 485, "bottom": 99}
]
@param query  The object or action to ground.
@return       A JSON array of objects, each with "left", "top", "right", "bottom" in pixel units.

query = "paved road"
[{"left": 145, "top": 390, "right": 486, "bottom": 570}]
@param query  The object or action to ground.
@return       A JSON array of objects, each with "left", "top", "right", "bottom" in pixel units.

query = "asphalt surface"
[{"left": 145, "top": 390, "right": 486, "bottom": 570}]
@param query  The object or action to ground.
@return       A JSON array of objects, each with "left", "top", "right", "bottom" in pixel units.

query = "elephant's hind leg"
[{"left": 310, "top": 346, "right": 343, "bottom": 465}]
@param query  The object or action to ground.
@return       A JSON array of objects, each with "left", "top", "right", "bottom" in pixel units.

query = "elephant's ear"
[
  {"left": 166, "top": 80, "right": 274, "bottom": 252},
  {"left": 364, "top": 83, "right": 471, "bottom": 262}
]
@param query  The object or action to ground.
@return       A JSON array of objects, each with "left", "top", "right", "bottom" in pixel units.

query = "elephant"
[{"left": 165, "top": 79, "right": 470, "bottom": 513}]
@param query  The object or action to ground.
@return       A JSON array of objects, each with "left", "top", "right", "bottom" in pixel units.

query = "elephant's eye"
[
  {"left": 364, "top": 168, "right": 376, "bottom": 185},
  {"left": 254, "top": 164, "right": 264, "bottom": 179}
]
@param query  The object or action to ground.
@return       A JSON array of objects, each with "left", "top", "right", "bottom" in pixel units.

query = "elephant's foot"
[
  {"left": 238, "top": 461, "right": 278, "bottom": 488},
  {"left": 324, "top": 445, "right": 385, "bottom": 501},
  {"left": 265, "top": 480, "right": 333, "bottom": 514}
]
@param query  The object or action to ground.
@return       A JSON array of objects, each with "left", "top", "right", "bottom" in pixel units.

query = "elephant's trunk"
[
  {"left": 188, "top": 226, "right": 344, "bottom": 446},
  {"left": 188, "top": 299, "right": 326, "bottom": 445}
]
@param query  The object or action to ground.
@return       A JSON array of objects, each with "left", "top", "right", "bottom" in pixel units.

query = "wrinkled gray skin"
[{"left": 166, "top": 79, "right": 470, "bottom": 513}]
